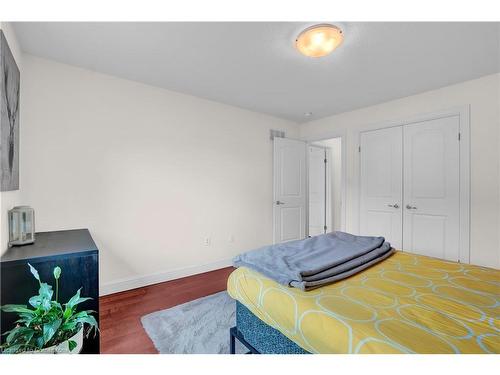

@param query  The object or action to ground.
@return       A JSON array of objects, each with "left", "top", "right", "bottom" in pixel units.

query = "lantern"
[{"left": 8, "top": 206, "right": 35, "bottom": 246}]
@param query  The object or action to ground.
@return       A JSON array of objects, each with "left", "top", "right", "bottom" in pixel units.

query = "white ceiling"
[{"left": 12, "top": 22, "right": 500, "bottom": 123}]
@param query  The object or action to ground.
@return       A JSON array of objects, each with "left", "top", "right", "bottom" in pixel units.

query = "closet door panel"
[
  {"left": 403, "top": 116, "right": 460, "bottom": 261},
  {"left": 360, "top": 126, "right": 403, "bottom": 249}
]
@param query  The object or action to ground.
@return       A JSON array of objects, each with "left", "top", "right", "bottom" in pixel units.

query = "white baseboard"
[{"left": 99, "top": 258, "right": 234, "bottom": 296}]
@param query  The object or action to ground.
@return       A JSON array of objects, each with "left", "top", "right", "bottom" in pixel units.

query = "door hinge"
[
  {"left": 458, "top": 132, "right": 461, "bottom": 141},
  {"left": 323, "top": 225, "right": 327, "bottom": 230},
  {"left": 324, "top": 158, "right": 327, "bottom": 164},
  {"left": 358, "top": 146, "right": 361, "bottom": 152}
]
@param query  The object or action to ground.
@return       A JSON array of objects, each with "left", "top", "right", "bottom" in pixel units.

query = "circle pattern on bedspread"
[{"left": 227, "top": 251, "right": 500, "bottom": 353}]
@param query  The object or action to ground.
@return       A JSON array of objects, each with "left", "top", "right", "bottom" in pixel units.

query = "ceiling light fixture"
[{"left": 296, "top": 24, "right": 344, "bottom": 58}]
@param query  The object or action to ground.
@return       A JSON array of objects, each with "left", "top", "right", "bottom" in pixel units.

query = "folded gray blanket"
[
  {"left": 292, "top": 247, "right": 394, "bottom": 290},
  {"left": 301, "top": 241, "right": 392, "bottom": 281},
  {"left": 233, "top": 231, "right": 393, "bottom": 291}
]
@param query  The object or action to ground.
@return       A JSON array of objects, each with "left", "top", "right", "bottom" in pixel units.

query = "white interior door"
[
  {"left": 273, "top": 137, "right": 306, "bottom": 243},
  {"left": 308, "top": 146, "right": 327, "bottom": 236},
  {"left": 360, "top": 127, "right": 403, "bottom": 249},
  {"left": 403, "top": 116, "right": 460, "bottom": 261}
]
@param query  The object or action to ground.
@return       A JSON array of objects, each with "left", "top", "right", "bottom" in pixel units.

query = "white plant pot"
[{"left": 24, "top": 327, "right": 84, "bottom": 354}]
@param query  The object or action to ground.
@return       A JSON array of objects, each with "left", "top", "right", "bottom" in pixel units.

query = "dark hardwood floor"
[{"left": 99, "top": 267, "right": 235, "bottom": 354}]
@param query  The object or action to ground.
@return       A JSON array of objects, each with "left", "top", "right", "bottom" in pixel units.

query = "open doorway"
[
  {"left": 272, "top": 135, "right": 344, "bottom": 244},
  {"left": 308, "top": 137, "right": 343, "bottom": 237}
]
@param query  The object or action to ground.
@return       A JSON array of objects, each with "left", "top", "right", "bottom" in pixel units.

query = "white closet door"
[
  {"left": 360, "top": 127, "right": 403, "bottom": 249},
  {"left": 403, "top": 116, "right": 460, "bottom": 261},
  {"left": 308, "top": 146, "right": 327, "bottom": 236},
  {"left": 273, "top": 137, "right": 306, "bottom": 243}
]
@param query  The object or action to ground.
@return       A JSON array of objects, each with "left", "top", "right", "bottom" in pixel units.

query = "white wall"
[
  {"left": 300, "top": 73, "right": 500, "bottom": 269},
  {"left": 0, "top": 22, "right": 22, "bottom": 254},
  {"left": 20, "top": 55, "right": 299, "bottom": 294}
]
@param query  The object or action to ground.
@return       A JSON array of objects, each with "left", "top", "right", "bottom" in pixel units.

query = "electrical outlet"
[
  {"left": 204, "top": 237, "right": 211, "bottom": 246},
  {"left": 228, "top": 235, "right": 235, "bottom": 243}
]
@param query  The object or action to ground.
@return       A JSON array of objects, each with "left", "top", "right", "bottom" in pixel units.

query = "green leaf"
[
  {"left": 1, "top": 304, "right": 34, "bottom": 314},
  {"left": 35, "top": 336, "right": 44, "bottom": 349},
  {"left": 60, "top": 321, "right": 78, "bottom": 332},
  {"left": 63, "top": 306, "right": 73, "bottom": 320},
  {"left": 51, "top": 300, "right": 63, "bottom": 311},
  {"left": 28, "top": 263, "right": 41, "bottom": 282},
  {"left": 65, "top": 288, "right": 81, "bottom": 309},
  {"left": 53, "top": 266, "right": 61, "bottom": 280},
  {"left": 42, "top": 318, "right": 62, "bottom": 344},
  {"left": 68, "top": 340, "right": 77, "bottom": 352},
  {"left": 65, "top": 289, "right": 91, "bottom": 310},
  {"left": 74, "top": 315, "right": 99, "bottom": 337},
  {"left": 15, "top": 313, "right": 36, "bottom": 326},
  {"left": 70, "top": 310, "right": 88, "bottom": 319},
  {"left": 74, "top": 297, "right": 91, "bottom": 308},
  {"left": 5, "top": 327, "right": 21, "bottom": 344},
  {"left": 79, "top": 315, "right": 98, "bottom": 328},
  {"left": 6, "top": 326, "right": 34, "bottom": 345}
]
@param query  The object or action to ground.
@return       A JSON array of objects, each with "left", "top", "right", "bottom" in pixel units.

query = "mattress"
[{"left": 227, "top": 251, "right": 500, "bottom": 353}]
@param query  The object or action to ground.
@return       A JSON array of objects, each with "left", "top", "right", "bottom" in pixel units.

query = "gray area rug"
[{"left": 141, "top": 291, "right": 246, "bottom": 354}]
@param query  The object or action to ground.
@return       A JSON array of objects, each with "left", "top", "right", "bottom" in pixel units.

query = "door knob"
[
  {"left": 406, "top": 204, "right": 417, "bottom": 210},
  {"left": 276, "top": 201, "right": 285, "bottom": 205},
  {"left": 387, "top": 203, "right": 399, "bottom": 209}
]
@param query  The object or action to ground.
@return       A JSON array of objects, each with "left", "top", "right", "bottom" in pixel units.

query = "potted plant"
[{"left": 0, "top": 263, "right": 98, "bottom": 354}]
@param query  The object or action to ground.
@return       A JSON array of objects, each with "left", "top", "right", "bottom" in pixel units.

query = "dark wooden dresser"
[{"left": 1, "top": 229, "right": 100, "bottom": 354}]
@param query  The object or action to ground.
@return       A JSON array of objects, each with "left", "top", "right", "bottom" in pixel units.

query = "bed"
[{"left": 227, "top": 251, "right": 500, "bottom": 354}]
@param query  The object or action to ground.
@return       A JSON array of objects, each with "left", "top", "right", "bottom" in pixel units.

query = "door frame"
[
  {"left": 306, "top": 145, "right": 332, "bottom": 237},
  {"left": 305, "top": 132, "right": 347, "bottom": 233},
  {"left": 356, "top": 105, "right": 470, "bottom": 263}
]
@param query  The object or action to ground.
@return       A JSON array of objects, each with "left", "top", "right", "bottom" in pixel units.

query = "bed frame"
[{"left": 229, "top": 327, "right": 260, "bottom": 354}]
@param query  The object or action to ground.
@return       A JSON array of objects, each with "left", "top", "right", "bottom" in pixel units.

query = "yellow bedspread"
[{"left": 227, "top": 251, "right": 500, "bottom": 353}]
